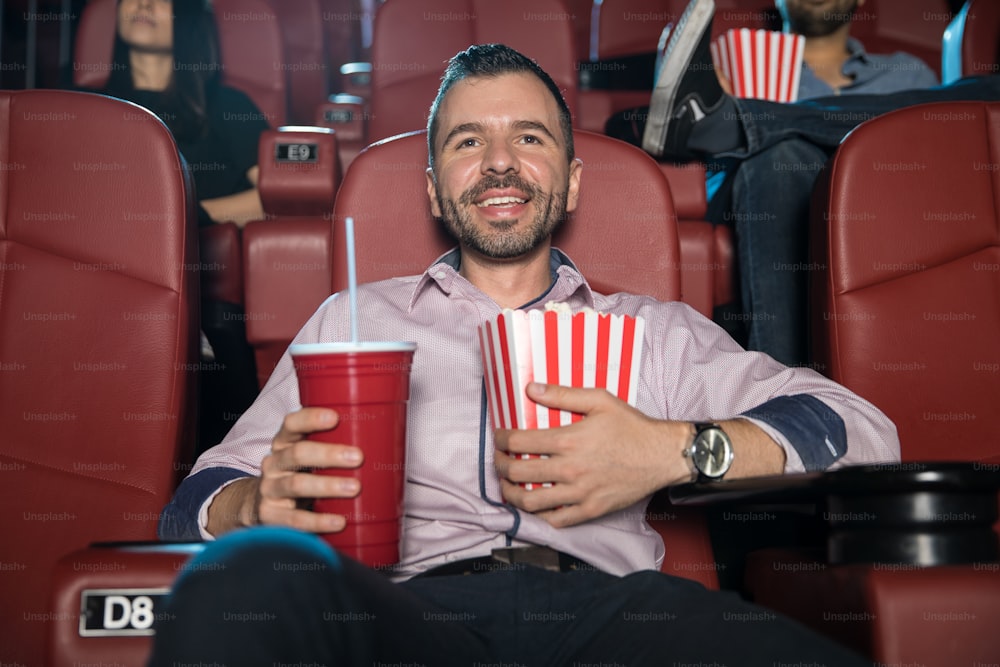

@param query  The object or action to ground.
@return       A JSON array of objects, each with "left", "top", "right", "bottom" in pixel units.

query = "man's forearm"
[
  {"left": 206, "top": 477, "right": 260, "bottom": 537},
  {"left": 200, "top": 188, "right": 264, "bottom": 227},
  {"left": 664, "top": 418, "right": 786, "bottom": 486},
  {"left": 717, "top": 418, "right": 786, "bottom": 479}
]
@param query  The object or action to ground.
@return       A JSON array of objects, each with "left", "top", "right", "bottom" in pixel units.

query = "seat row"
[
  {"left": 72, "top": 0, "right": 991, "bottom": 144},
  {"left": 71, "top": 0, "right": 998, "bottom": 377}
]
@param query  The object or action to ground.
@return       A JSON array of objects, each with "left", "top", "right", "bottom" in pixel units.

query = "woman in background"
[
  {"left": 97, "top": 0, "right": 267, "bottom": 448},
  {"left": 104, "top": 0, "right": 267, "bottom": 226}
]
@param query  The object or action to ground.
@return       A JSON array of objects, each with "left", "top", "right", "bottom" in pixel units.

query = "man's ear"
[
  {"left": 565, "top": 158, "right": 583, "bottom": 213},
  {"left": 426, "top": 168, "right": 441, "bottom": 218}
]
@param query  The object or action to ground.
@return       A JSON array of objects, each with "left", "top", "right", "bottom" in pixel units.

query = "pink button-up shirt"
[{"left": 173, "top": 249, "right": 899, "bottom": 579}]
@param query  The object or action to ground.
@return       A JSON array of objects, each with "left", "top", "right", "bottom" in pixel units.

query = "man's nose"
[{"left": 481, "top": 141, "right": 520, "bottom": 174}]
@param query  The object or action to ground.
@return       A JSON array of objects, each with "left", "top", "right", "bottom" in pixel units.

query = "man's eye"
[
  {"left": 459, "top": 138, "right": 478, "bottom": 148},
  {"left": 521, "top": 135, "right": 540, "bottom": 144}
]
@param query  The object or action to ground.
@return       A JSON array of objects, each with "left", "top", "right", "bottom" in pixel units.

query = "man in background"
[{"left": 611, "top": 0, "right": 942, "bottom": 366}]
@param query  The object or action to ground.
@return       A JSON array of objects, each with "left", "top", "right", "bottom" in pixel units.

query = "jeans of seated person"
[
  {"left": 149, "top": 526, "right": 872, "bottom": 667},
  {"left": 709, "top": 139, "right": 827, "bottom": 366},
  {"left": 717, "top": 75, "right": 1000, "bottom": 160},
  {"left": 704, "top": 75, "right": 1000, "bottom": 364}
]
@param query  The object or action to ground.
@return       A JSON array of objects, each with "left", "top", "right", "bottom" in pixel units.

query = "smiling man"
[{"left": 152, "top": 44, "right": 897, "bottom": 666}]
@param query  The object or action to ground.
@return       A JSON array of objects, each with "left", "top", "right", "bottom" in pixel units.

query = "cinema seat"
[
  {"left": 330, "top": 129, "right": 720, "bottom": 589},
  {"left": 943, "top": 0, "right": 1000, "bottom": 84},
  {"left": 321, "top": 0, "right": 374, "bottom": 99},
  {"left": 573, "top": 0, "right": 682, "bottom": 133},
  {"left": 323, "top": 0, "right": 578, "bottom": 166},
  {"left": 242, "top": 128, "right": 720, "bottom": 587},
  {"left": 243, "top": 127, "right": 341, "bottom": 387},
  {"left": 0, "top": 90, "right": 199, "bottom": 665},
  {"left": 738, "top": 101, "right": 1000, "bottom": 666},
  {"left": 263, "top": 0, "right": 330, "bottom": 125}
]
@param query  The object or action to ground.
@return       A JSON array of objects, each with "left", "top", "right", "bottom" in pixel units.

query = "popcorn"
[
  {"left": 478, "top": 306, "right": 646, "bottom": 430},
  {"left": 479, "top": 306, "right": 645, "bottom": 491},
  {"left": 710, "top": 29, "right": 805, "bottom": 102}
]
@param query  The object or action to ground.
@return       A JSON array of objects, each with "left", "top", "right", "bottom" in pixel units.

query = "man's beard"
[
  {"left": 785, "top": 0, "right": 858, "bottom": 38},
  {"left": 436, "top": 173, "right": 569, "bottom": 260}
]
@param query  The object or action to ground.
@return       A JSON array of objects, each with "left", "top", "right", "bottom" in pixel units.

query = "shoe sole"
[{"left": 641, "top": 0, "right": 715, "bottom": 157}]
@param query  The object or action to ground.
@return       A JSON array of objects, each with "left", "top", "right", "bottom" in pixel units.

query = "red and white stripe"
[
  {"left": 713, "top": 29, "right": 804, "bottom": 102},
  {"left": 479, "top": 309, "right": 646, "bottom": 433}
]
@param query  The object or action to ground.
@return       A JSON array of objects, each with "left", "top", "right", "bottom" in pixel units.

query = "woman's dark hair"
[
  {"left": 427, "top": 43, "right": 574, "bottom": 169},
  {"left": 105, "top": 0, "right": 222, "bottom": 141}
]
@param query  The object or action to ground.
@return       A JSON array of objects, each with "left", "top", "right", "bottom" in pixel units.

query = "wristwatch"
[{"left": 683, "top": 422, "right": 734, "bottom": 482}]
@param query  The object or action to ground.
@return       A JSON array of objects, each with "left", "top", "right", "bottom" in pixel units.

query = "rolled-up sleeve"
[{"left": 640, "top": 300, "right": 900, "bottom": 473}]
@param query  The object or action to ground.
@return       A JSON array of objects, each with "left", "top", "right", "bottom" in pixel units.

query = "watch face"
[{"left": 693, "top": 428, "right": 733, "bottom": 478}]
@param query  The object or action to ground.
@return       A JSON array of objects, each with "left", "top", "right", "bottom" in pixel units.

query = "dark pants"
[
  {"left": 149, "top": 527, "right": 871, "bottom": 667},
  {"left": 607, "top": 75, "right": 1000, "bottom": 366}
]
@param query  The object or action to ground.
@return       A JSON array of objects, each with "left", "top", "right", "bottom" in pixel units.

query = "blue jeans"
[{"left": 714, "top": 76, "right": 1000, "bottom": 365}]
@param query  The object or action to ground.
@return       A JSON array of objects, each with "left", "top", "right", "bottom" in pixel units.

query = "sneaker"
[{"left": 642, "top": 0, "right": 724, "bottom": 160}]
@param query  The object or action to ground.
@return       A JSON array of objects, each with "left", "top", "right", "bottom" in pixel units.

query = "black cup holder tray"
[{"left": 667, "top": 461, "right": 1000, "bottom": 567}]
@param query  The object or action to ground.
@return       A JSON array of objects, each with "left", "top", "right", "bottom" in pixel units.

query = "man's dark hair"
[{"left": 427, "top": 43, "right": 574, "bottom": 168}]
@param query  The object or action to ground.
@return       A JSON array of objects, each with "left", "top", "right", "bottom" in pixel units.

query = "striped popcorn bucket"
[
  {"left": 711, "top": 29, "right": 805, "bottom": 102},
  {"left": 478, "top": 308, "right": 646, "bottom": 490}
]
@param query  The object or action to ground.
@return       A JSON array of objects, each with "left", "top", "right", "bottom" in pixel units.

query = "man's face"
[
  {"left": 426, "top": 73, "right": 582, "bottom": 261},
  {"left": 777, "top": 0, "right": 860, "bottom": 38},
  {"left": 118, "top": 0, "right": 173, "bottom": 54}
]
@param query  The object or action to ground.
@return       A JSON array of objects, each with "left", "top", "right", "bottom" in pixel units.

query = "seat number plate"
[
  {"left": 324, "top": 108, "right": 353, "bottom": 123},
  {"left": 80, "top": 588, "right": 170, "bottom": 636},
  {"left": 276, "top": 142, "right": 319, "bottom": 162}
]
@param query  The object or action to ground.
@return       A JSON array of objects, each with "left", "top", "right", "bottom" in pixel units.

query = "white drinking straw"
[{"left": 345, "top": 216, "right": 359, "bottom": 344}]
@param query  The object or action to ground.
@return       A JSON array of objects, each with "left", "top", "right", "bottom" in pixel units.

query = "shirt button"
[{"left": 433, "top": 270, "right": 446, "bottom": 280}]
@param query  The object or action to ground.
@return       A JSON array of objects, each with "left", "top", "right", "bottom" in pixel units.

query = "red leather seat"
[
  {"left": 199, "top": 222, "right": 244, "bottom": 307},
  {"left": 334, "top": 129, "right": 679, "bottom": 296},
  {"left": 243, "top": 127, "right": 341, "bottom": 386},
  {"left": 318, "top": 0, "right": 368, "bottom": 91},
  {"left": 943, "top": 0, "right": 1000, "bottom": 83},
  {"left": 743, "top": 101, "right": 1000, "bottom": 666},
  {"left": 242, "top": 128, "right": 719, "bottom": 587},
  {"left": 574, "top": 0, "right": 680, "bottom": 133},
  {"left": 0, "top": 89, "right": 199, "bottom": 665},
  {"left": 321, "top": 0, "right": 577, "bottom": 166},
  {"left": 332, "top": 129, "right": 720, "bottom": 588},
  {"left": 810, "top": 102, "right": 1000, "bottom": 462},
  {"left": 262, "top": 0, "right": 331, "bottom": 125}
]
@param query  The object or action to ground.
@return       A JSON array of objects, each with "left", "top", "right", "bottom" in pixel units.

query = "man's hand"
[
  {"left": 206, "top": 408, "right": 363, "bottom": 537},
  {"left": 494, "top": 383, "right": 693, "bottom": 529}
]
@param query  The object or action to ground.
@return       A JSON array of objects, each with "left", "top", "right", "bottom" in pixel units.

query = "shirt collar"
[
  {"left": 841, "top": 37, "right": 877, "bottom": 81},
  {"left": 407, "top": 247, "right": 596, "bottom": 312},
  {"left": 799, "top": 37, "right": 874, "bottom": 96}
]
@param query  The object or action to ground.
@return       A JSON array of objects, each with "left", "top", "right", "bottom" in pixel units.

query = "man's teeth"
[{"left": 476, "top": 196, "right": 527, "bottom": 207}]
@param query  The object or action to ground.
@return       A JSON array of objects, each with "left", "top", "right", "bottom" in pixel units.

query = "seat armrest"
[
  {"left": 49, "top": 543, "right": 203, "bottom": 667},
  {"left": 199, "top": 222, "right": 244, "bottom": 306},
  {"left": 668, "top": 462, "right": 1000, "bottom": 566},
  {"left": 316, "top": 95, "right": 369, "bottom": 168},
  {"left": 316, "top": 95, "right": 368, "bottom": 144},
  {"left": 243, "top": 219, "right": 333, "bottom": 386},
  {"left": 258, "top": 127, "right": 341, "bottom": 218},
  {"left": 339, "top": 62, "right": 372, "bottom": 99}
]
